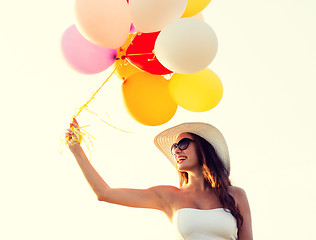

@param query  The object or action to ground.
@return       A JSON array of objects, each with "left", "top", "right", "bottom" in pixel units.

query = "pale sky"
[{"left": 1, "top": 0, "right": 316, "bottom": 239}]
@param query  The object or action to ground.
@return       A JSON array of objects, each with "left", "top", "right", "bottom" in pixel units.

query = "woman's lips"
[{"left": 176, "top": 156, "right": 186, "bottom": 163}]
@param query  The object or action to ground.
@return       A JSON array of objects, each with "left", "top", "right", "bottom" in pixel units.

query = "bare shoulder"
[
  {"left": 228, "top": 185, "right": 246, "bottom": 196},
  {"left": 228, "top": 186, "right": 249, "bottom": 206},
  {"left": 229, "top": 186, "right": 253, "bottom": 239},
  {"left": 148, "top": 185, "right": 180, "bottom": 214}
]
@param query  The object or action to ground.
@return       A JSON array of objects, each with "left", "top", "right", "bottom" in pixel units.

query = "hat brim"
[{"left": 154, "top": 122, "right": 230, "bottom": 173}]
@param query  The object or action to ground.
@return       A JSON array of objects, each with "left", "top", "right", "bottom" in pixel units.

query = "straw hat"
[{"left": 154, "top": 122, "right": 230, "bottom": 173}]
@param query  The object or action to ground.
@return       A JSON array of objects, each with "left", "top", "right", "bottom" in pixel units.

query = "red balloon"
[{"left": 126, "top": 32, "right": 173, "bottom": 75}]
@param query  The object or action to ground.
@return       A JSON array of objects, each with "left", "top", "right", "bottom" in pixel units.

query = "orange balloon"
[{"left": 122, "top": 72, "right": 177, "bottom": 126}]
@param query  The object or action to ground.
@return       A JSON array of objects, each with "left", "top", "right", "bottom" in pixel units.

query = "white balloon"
[
  {"left": 129, "top": 0, "right": 188, "bottom": 33},
  {"left": 154, "top": 18, "right": 218, "bottom": 74}
]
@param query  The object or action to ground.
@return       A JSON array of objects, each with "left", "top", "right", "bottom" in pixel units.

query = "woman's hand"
[{"left": 65, "top": 118, "right": 82, "bottom": 153}]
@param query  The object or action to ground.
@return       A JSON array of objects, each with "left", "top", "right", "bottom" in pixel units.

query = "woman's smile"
[{"left": 176, "top": 155, "right": 187, "bottom": 164}]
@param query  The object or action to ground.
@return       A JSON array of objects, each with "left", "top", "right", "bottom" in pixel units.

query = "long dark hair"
[{"left": 178, "top": 133, "right": 243, "bottom": 229}]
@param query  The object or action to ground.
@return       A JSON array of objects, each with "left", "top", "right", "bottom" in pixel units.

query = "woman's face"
[{"left": 173, "top": 133, "right": 200, "bottom": 172}]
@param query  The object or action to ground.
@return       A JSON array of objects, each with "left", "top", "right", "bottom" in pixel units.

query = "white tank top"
[{"left": 172, "top": 208, "right": 238, "bottom": 240}]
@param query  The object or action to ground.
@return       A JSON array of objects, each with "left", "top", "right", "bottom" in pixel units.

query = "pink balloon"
[{"left": 61, "top": 25, "right": 117, "bottom": 74}]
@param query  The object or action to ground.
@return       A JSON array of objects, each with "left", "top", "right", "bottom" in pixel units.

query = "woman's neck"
[{"left": 185, "top": 171, "right": 208, "bottom": 191}]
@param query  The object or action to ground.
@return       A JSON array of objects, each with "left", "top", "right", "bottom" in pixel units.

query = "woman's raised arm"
[{"left": 66, "top": 122, "right": 173, "bottom": 212}]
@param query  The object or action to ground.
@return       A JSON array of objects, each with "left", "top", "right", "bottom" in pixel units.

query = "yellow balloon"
[
  {"left": 182, "top": 0, "right": 212, "bottom": 18},
  {"left": 114, "top": 58, "right": 143, "bottom": 81},
  {"left": 122, "top": 72, "right": 178, "bottom": 126},
  {"left": 169, "top": 68, "right": 223, "bottom": 112}
]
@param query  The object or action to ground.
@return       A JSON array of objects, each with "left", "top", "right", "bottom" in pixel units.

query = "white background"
[{"left": 1, "top": 0, "right": 315, "bottom": 239}]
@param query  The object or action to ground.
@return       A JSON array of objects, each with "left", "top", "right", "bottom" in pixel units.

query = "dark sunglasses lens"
[
  {"left": 171, "top": 138, "right": 191, "bottom": 155},
  {"left": 178, "top": 138, "right": 190, "bottom": 150}
]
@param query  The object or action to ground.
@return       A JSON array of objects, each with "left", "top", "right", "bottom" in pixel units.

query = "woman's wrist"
[{"left": 68, "top": 141, "right": 82, "bottom": 154}]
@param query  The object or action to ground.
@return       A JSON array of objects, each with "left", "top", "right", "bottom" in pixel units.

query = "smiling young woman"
[{"left": 66, "top": 121, "right": 253, "bottom": 240}]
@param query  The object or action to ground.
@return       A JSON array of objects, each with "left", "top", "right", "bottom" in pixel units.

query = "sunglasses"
[{"left": 171, "top": 138, "right": 194, "bottom": 155}]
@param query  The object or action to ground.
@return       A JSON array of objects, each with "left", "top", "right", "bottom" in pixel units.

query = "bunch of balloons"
[{"left": 61, "top": 0, "right": 223, "bottom": 126}]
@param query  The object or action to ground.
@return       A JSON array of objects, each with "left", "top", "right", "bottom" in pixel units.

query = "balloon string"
[
  {"left": 62, "top": 66, "right": 129, "bottom": 159},
  {"left": 125, "top": 52, "right": 154, "bottom": 57},
  {"left": 148, "top": 55, "right": 157, "bottom": 62},
  {"left": 73, "top": 66, "right": 118, "bottom": 119},
  {"left": 72, "top": 65, "right": 130, "bottom": 134},
  {"left": 84, "top": 107, "right": 131, "bottom": 133},
  {"left": 125, "top": 52, "right": 157, "bottom": 62}
]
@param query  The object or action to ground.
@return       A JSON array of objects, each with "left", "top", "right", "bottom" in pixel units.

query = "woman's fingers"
[
  {"left": 66, "top": 129, "right": 74, "bottom": 137},
  {"left": 66, "top": 125, "right": 76, "bottom": 141},
  {"left": 72, "top": 118, "right": 79, "bottom": 125},
  {"left": 70, "top": 118, "right": 79, "bottom": 129},
  {"left": 70, "top": 122, "right": 79, "bottom": 128},
  {"left": 66, "top": 118, "right": 82, "bottom": 147}
]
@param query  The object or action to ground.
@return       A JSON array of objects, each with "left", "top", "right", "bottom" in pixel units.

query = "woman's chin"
[{"left": 177, "top": 163, "right": 188, "bottom": 172}]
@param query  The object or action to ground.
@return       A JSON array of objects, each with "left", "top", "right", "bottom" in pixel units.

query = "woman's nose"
[{"left": 174, "top": 146, "right": 182, "bottom": 154}]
